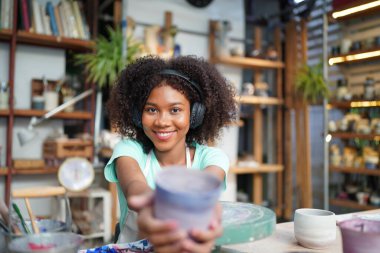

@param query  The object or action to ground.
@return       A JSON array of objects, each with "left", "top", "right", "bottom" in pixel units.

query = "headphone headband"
[{"left": 159, "top": 69, "right": 203, "bottom": 100}]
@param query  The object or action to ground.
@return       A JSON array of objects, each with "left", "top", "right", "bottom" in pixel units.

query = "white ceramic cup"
[{"left": 294, "top": 208, "right": 336, "bottom": 249}]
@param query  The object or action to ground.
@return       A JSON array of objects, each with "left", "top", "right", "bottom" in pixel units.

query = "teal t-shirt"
[{"left": 104, "top": 139, "right": 230, "bottom": 231}]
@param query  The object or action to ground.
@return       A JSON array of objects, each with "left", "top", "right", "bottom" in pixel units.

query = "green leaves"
[
  {"left": 295, "top": 62, "right": 329, "bottom": 104},
  {"left": 75, "top": 26, "right": 142, "bottom": 88}
]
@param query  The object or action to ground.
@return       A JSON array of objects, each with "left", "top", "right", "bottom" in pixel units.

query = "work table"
[{"left": 220, "top": 209, "right": 380, "bottom": 253}]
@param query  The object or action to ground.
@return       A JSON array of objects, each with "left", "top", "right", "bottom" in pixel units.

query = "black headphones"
[{"left": 132, "top": 69, "right": 206, "bottom": 129}]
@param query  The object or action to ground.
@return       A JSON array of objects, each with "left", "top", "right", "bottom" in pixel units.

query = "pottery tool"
[
  {"left": 24, "top": 198, "right": 40, "bottom": 234},
  {"left": 0, "top": 219, "right": 9, "bottom": 233},
  {"left": 0, "top": 198, "right": 22, "bottom": 235},
  {"left": 0, "top": 198, "right": 9, "bottom": 224},
  {"left": 12, "top": 203, "right": 31, "bottom": 234}
]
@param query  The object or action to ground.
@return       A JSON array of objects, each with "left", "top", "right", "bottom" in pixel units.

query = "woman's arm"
[
  {"left": 116, "top": 156, "right": 151, "bottom": 211},
  {"left": 204, "top": 165, "right": 226, "bottom": 181}
]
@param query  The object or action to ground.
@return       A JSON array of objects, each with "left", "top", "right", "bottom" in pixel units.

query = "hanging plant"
[
  {"left": 75, "top": 26, "right": 142, "bottom": 88},
  {"left": 295, "top": 62, "right": 329, "bottom": 104}
]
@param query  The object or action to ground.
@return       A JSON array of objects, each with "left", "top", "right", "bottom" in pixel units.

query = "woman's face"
[{"left": 142, "top": 84, "right": 191, "bottom": 152}]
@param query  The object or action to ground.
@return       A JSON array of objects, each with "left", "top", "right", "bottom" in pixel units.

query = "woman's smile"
[{"left": 154, "top": 130, "right": 176, "bottom": 141}]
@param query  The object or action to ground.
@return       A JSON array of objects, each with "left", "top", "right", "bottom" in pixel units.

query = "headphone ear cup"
[
  {"left": 132, "top": 108, "right": 143, "bottom": 128},
  {"left": 190, "top": 102, "right": 205, "bottom": 129}
]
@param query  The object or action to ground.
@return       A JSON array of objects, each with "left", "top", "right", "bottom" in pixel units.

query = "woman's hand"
[
  {"left": 128, "top": 192, "right": 188, "bottom": 253},
  {"left": 129, "top": 193, "right": 223, "bottom": 253},
  {"left": 180, "top": 203, "right": 223, "bottom": 253}
]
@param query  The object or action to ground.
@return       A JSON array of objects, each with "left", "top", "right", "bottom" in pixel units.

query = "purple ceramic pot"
[
  {"left": 338, "top": 218, "right": 380, "bottom": 253},
  {"left": 154, "top": 166, "right": 222, "bottom": 231}
]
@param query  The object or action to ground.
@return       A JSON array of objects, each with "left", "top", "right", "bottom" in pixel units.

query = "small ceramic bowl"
[{"left": 294, "top": 208, "right": 336, "bottom": 249}]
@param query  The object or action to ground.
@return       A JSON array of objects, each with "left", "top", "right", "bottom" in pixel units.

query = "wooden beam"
[
  {"left": 253, "top": 108, "right": 263, "bottom": 204},
  {"left": 209, "top": 21, "right": 217, "bottom": 60},
  {"left": 252, "top": 26, "right": 263, "bottom": 205},
  {"left": 283, "top": 20, "right": 297, "bottom": 219},
  {"left": 274, "top": 26, "right": 284, "bottom": 216},
  {"left": 300, "top": 18, "right": 312, "bottom": 208},
  {"left": 113, "top": 0, "right": 122, "bottom": 26}
]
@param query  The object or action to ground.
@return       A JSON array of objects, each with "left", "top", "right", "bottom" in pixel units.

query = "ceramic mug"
[
  {"left": 154, "top": 166, "right": 222, "bottom": 231},
  {"left": 294, "top": 208, "right": 336, "bottom": 249},
  {"left": 339, "top": 218, "right": 380, "bottom": 253}
]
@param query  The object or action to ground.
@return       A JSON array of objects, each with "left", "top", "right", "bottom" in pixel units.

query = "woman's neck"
[{"left": 154, "top": 144, "right": 191, "bottom": 168}]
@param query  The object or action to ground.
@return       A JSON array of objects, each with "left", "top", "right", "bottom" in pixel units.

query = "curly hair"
[{"left": 107, "top": 55, "right": 237, "bottom": 153}]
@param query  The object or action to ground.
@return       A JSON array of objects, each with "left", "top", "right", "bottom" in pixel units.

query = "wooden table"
[{"left": 220, "top": 209, "right": 380, "bottom": 253}]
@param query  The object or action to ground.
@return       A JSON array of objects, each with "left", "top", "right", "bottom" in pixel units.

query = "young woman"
[{"left": 105, "top": 55, "right": 237, "bottom": 253}]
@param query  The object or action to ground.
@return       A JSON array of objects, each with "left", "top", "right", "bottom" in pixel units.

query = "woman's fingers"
[
  {"left": 189, "top": 225, "right": 222, "bottom": 244},
  {"left": 181, "top": 238, "right": 215, "bottom": 253},
  {"left": 128, "top": 192, "right": 154, "bottom": 211},
  {"left": 137, "top": 206, "right": 178, "bottom": 234},
  {"left": 154, "top": 241, "right": 183, "bottom": 253},
  {"left": 149, "top": 229, "right": 187, "bottom": 246}
]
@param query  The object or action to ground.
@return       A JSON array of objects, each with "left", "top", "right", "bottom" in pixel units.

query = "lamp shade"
[{"left": 17, "top": 128, "right": 37, "bottom": 146}]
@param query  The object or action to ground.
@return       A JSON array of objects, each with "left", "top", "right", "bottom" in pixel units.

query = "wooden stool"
[{"left": 11, "top": 186, "right": 71, "bottom": 233}]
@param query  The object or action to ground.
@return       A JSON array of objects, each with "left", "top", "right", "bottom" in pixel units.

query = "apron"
[{"left": 117, "top": 147, "right": 191, "bottom": 243}]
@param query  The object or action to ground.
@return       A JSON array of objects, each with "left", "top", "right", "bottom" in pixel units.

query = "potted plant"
[
  {"left": 295, "top": 62, "right": 329, "bottom": 104},
  {"left": 75, "top": 26, "right": 142, "bottom": 88},
  {"left": 74, "top": 26, "right": 142, "bottom": 135}
]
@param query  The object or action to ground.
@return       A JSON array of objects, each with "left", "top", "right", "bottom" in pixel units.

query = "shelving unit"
[
  {"left": 0, "top": 167, "right": 59, "bottom": 176},
  {"left": 326, "top": 1, "right": 380, "bottom": 211},
  {"left": 328, "top": 100, "right": 380, "bottom": 108},
  {"left": 330, "top": 166, "right": 380, "bottom": 176},
  {"left": 329, "top": 198, "right": 378, "bottom": 210},
  {"left": 209, "top": 21, "right": 284, "bottom": 214},
  {"left": 328, "top": 47, "right": 380, "bottom": 65},
  {"left": 330, "top": 132, "right": 380, "bottom": 140},
  {"left": 0, "top": 0, "right": 99, "bottom": 205}
]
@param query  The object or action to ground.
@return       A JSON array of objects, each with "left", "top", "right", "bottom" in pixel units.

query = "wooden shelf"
[
  {"left": 230, "top": 163, "right": 284, "bottom": 174},
  {"left": 0, "top": 29, "right": 12, "bottom": 41},
  {"left": 0, "top": 167, "right": 58, "bottom": 176},
  {"left": 328, "top": 100, "right": 380, "bottom": 108},
  {"left": 329, "top": 47, "right": 380, "bottom": 65},
  {"left": 330, "top": 132, "right": 380, "bottom": 140},
  {"left": 330, "top": 198, "right": 378, "bottom": 210},
  {"left": 0, "top": 109, "right": 9, "bottom": 116},
  {"left": 210, "top": 56, "right": 284, "bottom": 69},
  {"left": 0, "top": 168, "right": 8, "bottom": 175},
  {"left": 236, "top": 95, "right": 284, "bottom": 105},
  {"left": 13, "top": 167, "right": 58, "bottom": 175},
  {"left": 329, "top": 0, "right": 380, "bottom": 21},
  {"left": 16, "top": 31, "right": 94, "bottom": 51},
  {"left": 330, "top": 166, "right": 380, "bottom": 176},
  {"left": 13, "top": 109, "right": 92, "bottom": 120}
]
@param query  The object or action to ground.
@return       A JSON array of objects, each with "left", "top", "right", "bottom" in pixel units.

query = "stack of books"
[{"left": 17, "top": 0, "right": 90, "bottom": 39}]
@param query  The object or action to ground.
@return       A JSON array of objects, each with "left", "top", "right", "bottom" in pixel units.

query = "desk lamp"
[{"left": 17, "top": 89, "right": 93, "bottom": 146}]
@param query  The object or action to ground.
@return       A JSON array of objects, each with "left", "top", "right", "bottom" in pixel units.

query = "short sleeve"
[
  {"left": 201, "top": 147, "right": 230, "bottom": 173},
  {"left": 195, "top": 144, "right": 230, "bottom": 189},
  {"left": 104, "top": 139, "right": 145, "bottom": 182}
]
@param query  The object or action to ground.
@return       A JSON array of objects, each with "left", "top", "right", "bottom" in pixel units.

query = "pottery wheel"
[{"left": 215, "top": 201, "right": 276, "bottom": 245}]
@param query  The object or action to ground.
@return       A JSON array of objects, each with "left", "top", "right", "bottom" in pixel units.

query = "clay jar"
[
  {"left": 154, "top": 166, "right": 222, "bottom": 231},
  {"left": 294, "top": 208, "right": 336, "bottom": 249},
  {"left": 339, "top": 218, "right": 380, "bottom": 253}
]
